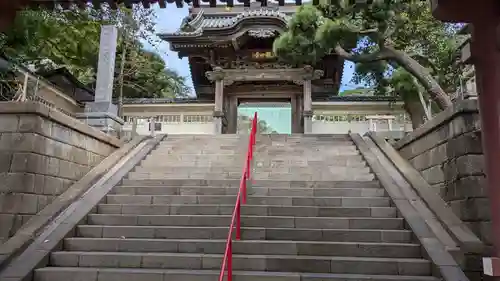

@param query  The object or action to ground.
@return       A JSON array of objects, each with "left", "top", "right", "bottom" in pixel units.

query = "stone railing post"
[
  {"left": 149, "top": 117, "right": 156, "bottom": 137},
  {"left": 206, "top": 67, "right": 225, "bottom": 134}
]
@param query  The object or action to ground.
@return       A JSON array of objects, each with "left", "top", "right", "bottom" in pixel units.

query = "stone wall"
[
  {"left": 0, "top": 102, "right": 122, "bottom": 243},
  {"left": 394, "top": 99, "right": 489, "bottom": 247}
]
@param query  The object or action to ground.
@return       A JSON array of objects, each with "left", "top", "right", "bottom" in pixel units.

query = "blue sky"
[{"left": 145, "top": 5, "right": 361, "bottom": 96}]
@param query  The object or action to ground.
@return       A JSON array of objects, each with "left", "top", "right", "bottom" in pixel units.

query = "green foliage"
[
  {"left": 274, "top": 1, "right": 465, "bottom": 111},
  {"left": 0, "top": 5, "right": 190, "bottom": 99},
  {"left": 116, "top": 48, "right": 189, "bottom": 99},
  {"left": 273, "top": 6, "right": 324, "bottom": 67},
  {"left": 389, "top": 67, "right": 421, "bottom": 102}
]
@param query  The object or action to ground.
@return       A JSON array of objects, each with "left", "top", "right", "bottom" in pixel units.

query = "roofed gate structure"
[{"left": 160, "top": 2, "right": 344, "bottom": 134}]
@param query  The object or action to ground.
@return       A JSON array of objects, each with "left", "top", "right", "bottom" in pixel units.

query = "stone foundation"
[
  {"left": 394, "top": 99, "right": 487, "bottom": 278},
  {"left": 0, "top": 102, "right": 122, "bottom": 243}
]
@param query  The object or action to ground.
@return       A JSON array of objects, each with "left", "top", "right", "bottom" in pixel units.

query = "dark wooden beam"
[
  {"left": 141, "top": 0, "right": 150, "bottom": 8},
  {"left": 123, "top": 0, "right": 133, "bottom": 8},
  {"left": 430, "top": 0, "right": 482, "bottom": 22},
  {"left": 92, "top": 0, "right": 101, "bottom": 8},
  {"left": 5, "top": 0, "right": 312, "bottom": 9},
  {"left": 76, "top": 0, "right": 87, "bottom": 8}
]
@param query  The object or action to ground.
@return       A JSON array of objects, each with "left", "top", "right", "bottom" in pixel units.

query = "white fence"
[
  {"left": 311, "top": 114, "right": 412, "bottom": 135},
  {"left": 122, "top": 114, "right": 214, "bottom": 135}
]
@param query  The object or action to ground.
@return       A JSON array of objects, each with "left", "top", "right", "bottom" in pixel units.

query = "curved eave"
[{"left": 159, "top": 15, "right": 288, "bottom": 41}]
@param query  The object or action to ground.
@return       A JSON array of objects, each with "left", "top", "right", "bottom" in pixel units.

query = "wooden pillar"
[
  {"left": 291, "top": 94, "right": 300, "bottom": 134},
  {"left": 226, "top": 95, "right": 238, "bottom": 134},
  {"left": 296, "top": 94, "right": 304, "bottom": 133},
  {"left": 206, "top": 67, "right": 226, "bottom": 135},
  {"left": 472, "top": 15, "right": 500, "bottom": 278},
  {"left": 213, "top": 79, "right": 224, "bottom": 134},
  {"left": 303, "top": 79, "right": 313, "bottom": 134}
]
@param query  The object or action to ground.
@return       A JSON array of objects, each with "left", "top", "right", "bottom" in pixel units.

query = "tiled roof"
[{"left": 164, "top": 8, "right": 290, "bottom": 37}]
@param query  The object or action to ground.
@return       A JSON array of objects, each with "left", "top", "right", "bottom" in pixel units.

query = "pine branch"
[{"left": 334, "top": 44, "right": 391, "bottom": 62}]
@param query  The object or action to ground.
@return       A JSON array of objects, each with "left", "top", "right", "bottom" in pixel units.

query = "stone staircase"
[{"left": 34, "top": 134, "right": 439, "bottom": 281}]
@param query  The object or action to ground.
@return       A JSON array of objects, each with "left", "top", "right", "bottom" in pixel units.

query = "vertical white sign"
[{"left": 95, "top": 25, "right": 118, "bottom": 103}]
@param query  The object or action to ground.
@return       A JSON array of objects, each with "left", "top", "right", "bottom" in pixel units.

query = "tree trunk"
[
  {"left": 117, "top": 42, "right": 127, "bottom": 118},
  {"left": 403, "top": 99, "right": 426, "bottom": 129},
  {"left": 334, "top": 44, "right": 453, "bottom": 110},
  {"left": 418, "top": 91, "right": 432, "bottom": 120},
  {"left": 385, "top": 46, "right": 453, "bottom": 110}
]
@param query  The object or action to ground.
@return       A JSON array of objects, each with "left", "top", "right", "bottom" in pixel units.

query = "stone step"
[
  {"left": 151, "top": 149, "right": 240, "bottom": 155},
  {"left": 143, "top": 154, "right": 245, "bottom": 162},
  {"left": 139, "top": 158, "right": 367, "bottom": 168},
  {"left": 110, "top": 186, "right": 386, "bottom": 197},
  {"left": 118, "top": 180, "right": 381, "bottom": 188},
  {"left": 63, "top": 238, "right": 419, "bottom": 257},
  {"left": 253, "top": 149, "right": 360, "bottom": 155},
  {"left": 34, "top": 267, "right": 440, "bottom": 281},
  {"left": 139, "top": 160, "right": 366, "bottom": 169},
  {"left": 254, "top": 140, "right": 353, "bottom": 144},
  {"left": 147, "top": 150, "right": 361, "bottom": 158},
  {"left": 133, "top": 166, "right": 372, "bottom": 174},
  {"left": 253, "top": 174, "right": 375, "bottom": 181},
  {"left": 126, "top": 172, "right": 375, "bottom": 181},
  {"left": 259, "top": 142, "right": 358, "bottom": 145},
  {"left": 76, "top": 226, "right": 413, "bottom": 243},
  {"left": 49, "top": 252, "right": 431, "bottom": 275},
  {"left": 164, "top": 134, "right": 243, "bottom": 138},
  {"left": 104, "top": 195, "right": 391, "bottom": 207},
  {"left": 155, "top": 145, "right": 243, "bottom": 150},
  {"left": 96, "top": 204, "right": 396, "bottom": 217},
  {"left": 259, "top": 133, "right": 351, "bottom": 139},
  {"left": 86, "top": 214, "right": 403, "bottom": 229}
]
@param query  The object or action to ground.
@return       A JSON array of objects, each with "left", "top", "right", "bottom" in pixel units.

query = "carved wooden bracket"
[{"left": 205, "top": 66, "right": 225, "bottom": 81}]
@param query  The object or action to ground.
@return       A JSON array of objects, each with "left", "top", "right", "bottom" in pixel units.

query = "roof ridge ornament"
[{"left": 179, "top": 9, "right": 205, "bottom": 32}]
